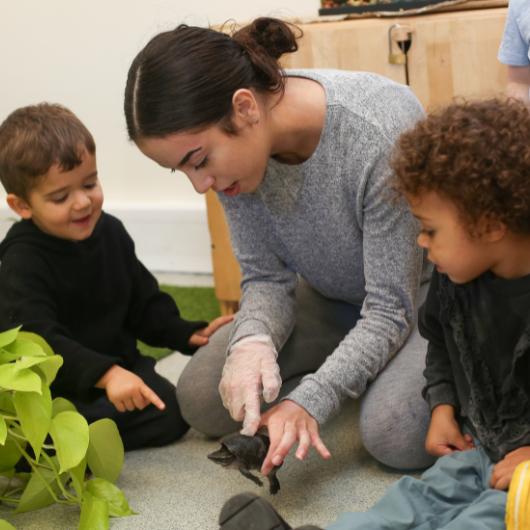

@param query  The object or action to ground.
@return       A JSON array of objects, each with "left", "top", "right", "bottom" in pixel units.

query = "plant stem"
[
  {"left": 8, "top": 436, "right": 73, "bottom": 506},
  {"left": 40, "top": 452, "right": 78, "bottom": 503}
]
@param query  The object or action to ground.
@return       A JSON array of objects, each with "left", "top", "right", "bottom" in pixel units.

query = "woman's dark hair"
[
  {"left": 392, "top": 98, "right": 530, "bottom": 235},
  {"left": 124, "top": 17, "right": 301, "bottom": 140}
]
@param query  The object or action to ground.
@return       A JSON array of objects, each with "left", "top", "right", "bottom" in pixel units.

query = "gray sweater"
[{"left": 219, "top": 69, "right": 426, "bottom": 424}]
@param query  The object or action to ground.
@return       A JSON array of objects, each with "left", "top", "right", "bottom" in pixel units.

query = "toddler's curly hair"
[{"left": 392, "top": 98, "right": 530, "bottom": 235}]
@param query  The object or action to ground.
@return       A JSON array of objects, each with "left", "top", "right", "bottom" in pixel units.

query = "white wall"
[{"left": 0, "top": 0, "right": 319, "bottom": 272}]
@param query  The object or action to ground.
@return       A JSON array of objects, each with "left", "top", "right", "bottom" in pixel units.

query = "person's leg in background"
[
  {"left": 359, "top": 281, "right": 434, "bottom": 470},
  {"left": 73, "top": 355, "right": 189, "bottom": 451}
]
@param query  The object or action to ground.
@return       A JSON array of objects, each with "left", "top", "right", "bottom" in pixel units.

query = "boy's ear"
[
  {"left": 6, "top": 194, "right": 33, "bottom": 219},
  {"left": 231, "top": 88, "right": 260, "bottom": 128},
  {"left": 480, "top": 216, "right": 506, "bottom": 243}
]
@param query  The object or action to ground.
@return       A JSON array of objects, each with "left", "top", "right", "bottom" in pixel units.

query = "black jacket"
[
  {"left": 420, "top": 270, "right": 530, "bottom": 462},
  {"left": 0, "top": 212, "right": 206, "bottom": 399}
]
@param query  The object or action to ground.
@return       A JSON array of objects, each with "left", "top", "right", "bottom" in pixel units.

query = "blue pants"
[{"left": 327, "top": 447, "right": 507, "bottom": 530}]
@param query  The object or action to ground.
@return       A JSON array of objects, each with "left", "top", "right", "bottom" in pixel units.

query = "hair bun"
[{"left": 233, "top": 17, "right": 300, "bottom": 60}]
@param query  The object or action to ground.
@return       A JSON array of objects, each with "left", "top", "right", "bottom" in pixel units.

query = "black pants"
[{"left": 72, "top": 356, "right": 189, "bottom": 451}]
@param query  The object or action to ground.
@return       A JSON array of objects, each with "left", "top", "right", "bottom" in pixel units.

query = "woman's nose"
[{"left": 190, "top": 174, "right": 215, "bottom": 194}]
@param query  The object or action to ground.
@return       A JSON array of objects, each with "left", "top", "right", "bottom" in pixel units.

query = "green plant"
[{"left": 0, "top": 327, "right": 134, "bottom": 529}]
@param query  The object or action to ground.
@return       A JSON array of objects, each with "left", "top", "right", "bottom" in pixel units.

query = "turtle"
[{"left": 207, "top": 432, "right": 281, "bottom": 495}]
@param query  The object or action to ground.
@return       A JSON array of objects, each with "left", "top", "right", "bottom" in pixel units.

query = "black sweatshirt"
[
  {"left": 419, "top": 270, "right": 530, "bottom": 462},
  {"left": 0, "top": 212, "right": 206, "bottom": 400}
]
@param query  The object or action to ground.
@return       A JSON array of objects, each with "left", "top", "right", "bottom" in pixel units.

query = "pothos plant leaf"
[
  {"left": 87, "top": 419, "right": 124, "bottom": 483},
  {"left": 49, "top": 411, "right": 90, "bottom": 473},
  {"left": 79, "top": 490, "right": 110, "bottom": 530},
  {"left": 13, "top": 385, "right": 52, "bottom": 459}
]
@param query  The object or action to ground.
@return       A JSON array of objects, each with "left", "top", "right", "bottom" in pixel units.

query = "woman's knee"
[{"left": 359, "top": 390, "right": 434, "bottom": 470}]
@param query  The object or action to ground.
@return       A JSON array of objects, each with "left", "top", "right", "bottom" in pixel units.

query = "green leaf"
[
  {"left": 0, "top": 365, "right": 42, "bottom": 393},
  {"left": 87, "top": 419, "right": 123, "bottom": 482},
  {"left": 52, "top": 397, "right": 77, "bottom": 416},
  {"left": 17, "top": 331, "right": 54, "bottom": 357},
  {"left": 0, "top": 437, "right": 23, "bottom": 473},
  {"left": 0, "top": 328, "right": 20, "bottom": 349},
  {"left": 13, "top": 386, "right": 52, "bottom": 459},
  {"left": 85, "top": 478, "right": 135, "bottom": 517},
  {"left": 15, "top": 467, "right": 58, "bottom": 513},
  {"left": 0, "top": 520, "right": 17, "bottom": 530},
  {"left": 79, "top": 490, "right": 109, "bottom": 530},
  {"left": 0, "top": 416, "right": 6, "bottom": 445},
  {"left": 5, "top": 339, "right": 46, "bottom": 359},
  {"left": 31, "top": 355, "right": 63, "bottom": 387},
  {"left": 49, "top": 411, "right": 89, "bottom": 473},
  {"left": 69, "top": 457, "right": 87, "bottom": 499},
  {"left": 0, "top": 392, "right": 15, "bottom": 415}
]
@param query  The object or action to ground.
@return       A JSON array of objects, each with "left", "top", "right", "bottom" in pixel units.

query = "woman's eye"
[
  {"left": 194, "top": 157, "right": 208, "bottom": 171},
  {"left": 84, "top": 183, "right": 96, "bottom": 190}
]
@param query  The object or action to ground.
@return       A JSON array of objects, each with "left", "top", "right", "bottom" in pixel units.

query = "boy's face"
[
  {"left": 9, "top": 149, "right": 103, "bottom": 241},
  {"left": 407, "top": 191, "right": 498, "bottom": 284}
]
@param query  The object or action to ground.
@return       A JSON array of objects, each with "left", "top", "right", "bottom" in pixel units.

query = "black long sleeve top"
[
  {"left": 0, "top": 213, "right": 206, "bottom": 400},
  {"left": 419, "top": 270, "right": 530, "bottom": 462}
]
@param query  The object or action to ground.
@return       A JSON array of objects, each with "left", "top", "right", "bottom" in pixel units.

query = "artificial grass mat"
[{"left": 138, "top": 285, "right": 221, "bottom": 360}]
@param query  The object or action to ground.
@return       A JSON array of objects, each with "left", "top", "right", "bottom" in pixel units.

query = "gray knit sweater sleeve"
[{"left": 219, "top": 69, "right": 425, "bottom": 425}]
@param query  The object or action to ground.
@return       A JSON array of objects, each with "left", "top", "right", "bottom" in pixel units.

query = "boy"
[
  {"left": 216, "top": 98, "right": 530, "bottom": 529},
  {"left": 498, "top": 0, "right": 530, "bottom": 102},
  {"left": 0, "top": 103, "right": 231, "bottom": 451}
]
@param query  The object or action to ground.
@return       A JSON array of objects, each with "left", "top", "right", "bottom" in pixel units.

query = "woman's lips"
[{"left": 222, "top": 182, "right": 241, "bottom": 197}]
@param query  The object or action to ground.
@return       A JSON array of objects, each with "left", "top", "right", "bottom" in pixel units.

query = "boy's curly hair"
[
  {"left": 0, "top": 103, "right": 95, "bottom": 200},
  {"left": 392, "top": 98, "right": 530, "bottom": 235}
]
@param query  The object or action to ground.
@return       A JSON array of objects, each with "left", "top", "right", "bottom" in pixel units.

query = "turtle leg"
[
  {"left": 267, "top": 468, "right": 280, "bottom": 495},
  {"left": 239, "top": 467, "right": 263, "bottom": 487}
]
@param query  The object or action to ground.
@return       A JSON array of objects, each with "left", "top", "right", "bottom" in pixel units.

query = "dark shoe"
[{"left": 219, "top": 492, "right": 322, "bottom": 530}]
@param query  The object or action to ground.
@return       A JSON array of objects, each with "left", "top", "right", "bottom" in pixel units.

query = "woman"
[{"left": 124, "top": 17, "right": 433, "bottom": 473}]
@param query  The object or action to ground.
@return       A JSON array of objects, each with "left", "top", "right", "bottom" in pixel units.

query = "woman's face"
[{"left": 137, "top": 122, "right": 270, "bottom": 197}]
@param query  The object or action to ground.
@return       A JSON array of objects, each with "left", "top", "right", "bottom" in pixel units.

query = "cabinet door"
[
  {"left": 405, "top": 8, "right": 507, "bottom": 109},
  {"left": 282, "top": 17, "right": 406, "bottom": 84}
]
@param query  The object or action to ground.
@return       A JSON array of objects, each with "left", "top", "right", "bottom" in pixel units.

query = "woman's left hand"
[
  {"left": 490, "top": 446, "right": 530, "bottom": 490},
  {"left": 259, "top": 399, "right": 331, "bottom": 475}
]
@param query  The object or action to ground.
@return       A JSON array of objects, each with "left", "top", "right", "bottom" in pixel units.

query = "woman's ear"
[
  {"left": 231, "top": 88, "right": 260, "bottom": 127},
  {"left": 6, "top": 194, "right": 33, "bottom": 219}
]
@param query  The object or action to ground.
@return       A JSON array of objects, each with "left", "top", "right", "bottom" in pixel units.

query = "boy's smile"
[{"left": 8, "top": 149, "right": 103, "bottom": 241}]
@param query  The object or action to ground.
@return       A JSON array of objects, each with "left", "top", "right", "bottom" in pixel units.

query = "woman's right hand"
[
  {"left": 218, "top": 334, "right": 281, "bottom": 436},
  {"left": 425, "top": 404, "right": 474, "bottom": 457}
]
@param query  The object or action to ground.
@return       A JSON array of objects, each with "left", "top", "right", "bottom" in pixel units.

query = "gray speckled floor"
[{"left": 3, "top": 353, "right": 411, "bottom": 530}]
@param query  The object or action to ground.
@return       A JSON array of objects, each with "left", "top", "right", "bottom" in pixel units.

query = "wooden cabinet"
[{"left": 207, "top": 7, "right": 508, "bottom": 314}]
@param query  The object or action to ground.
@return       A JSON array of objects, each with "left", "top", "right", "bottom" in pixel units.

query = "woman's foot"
[{"left": 219, "top": 492, "right": 322, "bottom": 530}]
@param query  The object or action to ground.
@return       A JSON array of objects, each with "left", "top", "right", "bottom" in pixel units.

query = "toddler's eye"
[
  {"left": 420, "top": 228, "right": 435, "bottom": 237},
  {"left": 51, "top": 195, "right": 67, "bottom": 204}
]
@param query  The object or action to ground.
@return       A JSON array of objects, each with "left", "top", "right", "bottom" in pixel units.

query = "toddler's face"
[
  {"left": 407, "top": 191, "right": 495, "bottom": 284},
  {"left": 20, "top": 149, "right": 103, "bottom": 241}
]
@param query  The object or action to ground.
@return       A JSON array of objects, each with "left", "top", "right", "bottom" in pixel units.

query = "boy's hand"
[
  {"left": 490, "top": 446, "right": 530, "bottom": 490},
  {"left": 188, "top": 315, "right": 233, "bottom": 347},
  {"left": 425, "top": 404, "right": 474, "bottom": 457},
  {"left": 96, "top": 365, "right": 165, "bottom": 412}
]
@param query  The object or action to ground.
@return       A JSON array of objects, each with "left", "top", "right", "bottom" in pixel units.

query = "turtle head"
[{"left": 207, "top": 446, "right": 236, "bottom": 467}]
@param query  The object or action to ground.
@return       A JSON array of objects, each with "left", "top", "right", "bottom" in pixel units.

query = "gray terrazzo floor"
[{"left": 4, "top": 352, "right": 412, "bottom": 530}]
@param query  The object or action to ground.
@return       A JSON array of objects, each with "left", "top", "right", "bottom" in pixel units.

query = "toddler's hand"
[
  {"left": 96, "top": 365, "right": 165, "bottom": 412},
  {"left": 188, "top": 314, "right": 233, "bottom": 347},
  {"left": 425, "top": 404, "right": 474, "bottom": 457},
  {"left": 490, "top": 446, "right": 530, "bottom": 490}
]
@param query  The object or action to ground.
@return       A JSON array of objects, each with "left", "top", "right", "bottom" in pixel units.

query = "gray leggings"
[{"left": 176, "top": 281, "right": 434, "bottom": 470}]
